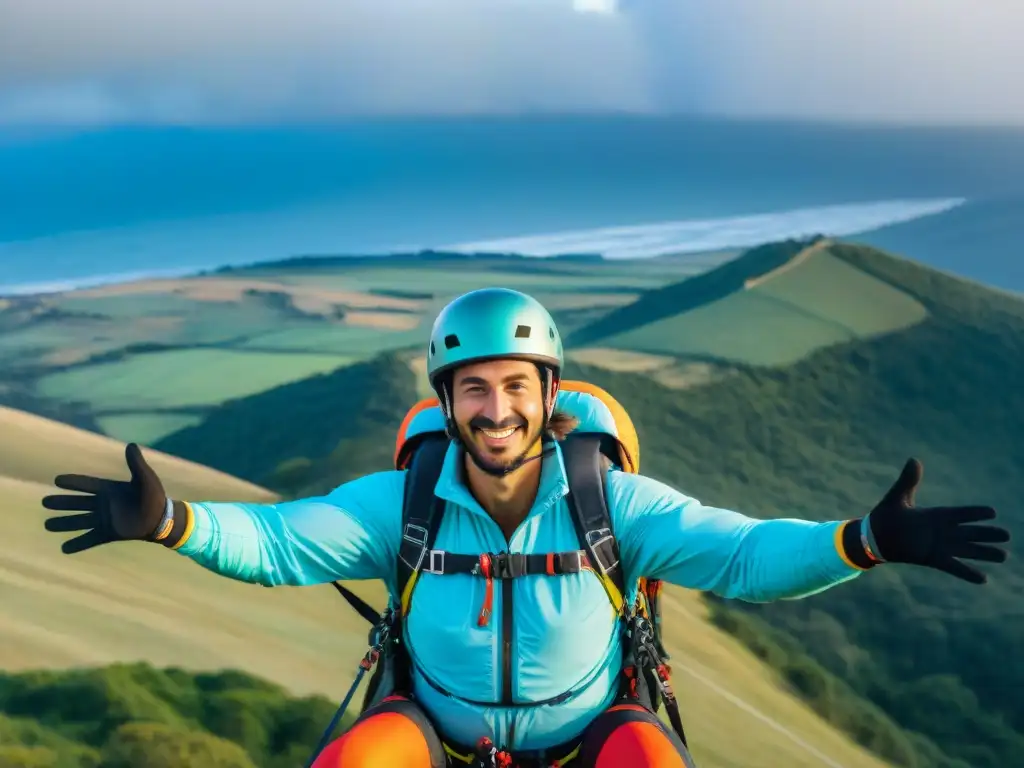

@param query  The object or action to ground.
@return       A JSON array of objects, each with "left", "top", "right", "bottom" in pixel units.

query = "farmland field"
[
  {"left": 35, "top": 348, "right": 353, "bottom": 414},
  {"left": 253, "top": 266, "right": 667, "bottom": 296},
  {"left": 0, "top": 243, "right": 930, "bottom": 447},
  {"left": 94, "top": 413, "right": 206, "bottom": 447},
  {"left": 0, "top": 253, "right": 699, "bottom": 447},
  {"left": 238, "top": 324, "right": 424, "bottom": 355}
]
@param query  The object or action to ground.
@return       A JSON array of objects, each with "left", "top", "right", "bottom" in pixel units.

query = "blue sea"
[{"left": 2, "top": 117, "right": 1023, "bottom": 294}]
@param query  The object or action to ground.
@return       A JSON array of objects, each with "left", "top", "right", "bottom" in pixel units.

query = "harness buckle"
[
  {"left": 631, "top": 615, "right": 655, "bottom": 645},
  {"left": 403, "top": 523, "right": 429, "bottom": 547},
  {"left": 570, "top": 550, "right": 586, "bottom": 572},
  {"left": 424, "top": 549, "right": 445, "bottom": 574},
  {"left": 490, "top": 552, "right": 526, "bottom": 579}
]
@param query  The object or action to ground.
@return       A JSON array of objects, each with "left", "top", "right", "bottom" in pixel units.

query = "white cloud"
[
  {"left": 632, "top": 0, "right": 1024, "bottom": 125},
  {"left": 0, "top": 0, "right": 1022, "bottom": 125},
  {"left": 0, "top": 0, "right": 653, "bottom": 123}
]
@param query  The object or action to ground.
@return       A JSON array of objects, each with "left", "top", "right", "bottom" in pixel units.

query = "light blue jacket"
[{"left": 175, "top": 439, "right": 862, "bottom": 752}]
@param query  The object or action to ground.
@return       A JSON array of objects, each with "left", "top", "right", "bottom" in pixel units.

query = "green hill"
[
  {"left": 565, "top": 236, "right": 929, "bottom": 366},
  {"left": 150, "top": 241, "right": 1024, "bottom": 768}
]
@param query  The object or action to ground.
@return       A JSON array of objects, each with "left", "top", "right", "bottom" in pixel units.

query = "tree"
[{"left": 100, "top": 723, "right": 256, "bottom": 768}]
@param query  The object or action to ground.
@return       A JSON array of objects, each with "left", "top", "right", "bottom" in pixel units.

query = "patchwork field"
[
  {"left": 0, "top": 406, "right": 892, "bottom": 768},
  {"left": 0, "top": 253, "right": 692, "bottom": 445},
  {"left": 0, "top": 243, "right": 938, "bottom": 446},
  {"left": 31, "top": 349, "right": 355, "bottom": 445}
]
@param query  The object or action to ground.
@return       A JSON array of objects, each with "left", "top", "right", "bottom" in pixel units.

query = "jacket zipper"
[{"left": 502, "top": 576, "right": 513, "bottom": 704}]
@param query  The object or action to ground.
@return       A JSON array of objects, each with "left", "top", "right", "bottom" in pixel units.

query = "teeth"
[{"left": 481, "top": 427, "right": 517, "bottom": 439}]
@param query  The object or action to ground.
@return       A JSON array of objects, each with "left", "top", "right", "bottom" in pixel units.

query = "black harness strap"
[
  {"left": 397, "top": 434, "right": 450, "bottom": 606},
  {"left": 414, "top": 549, "right": 592, "bottom": 578},
  {"left": 331, "top": 581, "right": 380, "bottom": 626},
  {"left": 561, "top": 435, "right": 626, "bottom": 611}
]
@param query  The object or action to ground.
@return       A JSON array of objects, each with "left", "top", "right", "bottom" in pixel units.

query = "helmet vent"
[
  {"left": 549, "top": 327, "right": 555, "bottom": 339},
  {"left": 429, "top": 341, "right": 436, "bottom": 356},
  {"left": 514, "top": 324, "right": 531, "bottom": 338},
  {"left": 444, "top": 334, "right": 461, "bottom": 349}
]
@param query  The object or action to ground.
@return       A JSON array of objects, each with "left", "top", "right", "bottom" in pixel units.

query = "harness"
[{"left": 325, "top": 428, "right": 687, "bottom": 767}]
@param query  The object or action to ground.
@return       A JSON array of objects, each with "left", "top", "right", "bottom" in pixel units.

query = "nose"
[{"left": 482, "top": 388, "right": 514, "bottom": 425}]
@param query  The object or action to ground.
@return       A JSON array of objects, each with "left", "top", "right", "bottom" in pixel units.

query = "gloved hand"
[
  {"left": 41, "top": 443, "right": 188, "bottom": 554},
  {"left": 843, "top": 458, "right": 1011, "bottom": 584}
]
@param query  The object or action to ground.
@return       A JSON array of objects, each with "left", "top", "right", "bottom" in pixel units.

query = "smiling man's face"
[{"left": 450, "top": 358, "right": 548, "bottom": 474}]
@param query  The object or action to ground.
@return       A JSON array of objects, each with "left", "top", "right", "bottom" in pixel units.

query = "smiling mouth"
[{"left": 479, "top": 426, "right": 518, "bottom": 440}]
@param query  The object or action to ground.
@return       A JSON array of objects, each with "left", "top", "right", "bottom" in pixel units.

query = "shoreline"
[{"left": 0, "top": 196, "right": 966, "bottom": 298}]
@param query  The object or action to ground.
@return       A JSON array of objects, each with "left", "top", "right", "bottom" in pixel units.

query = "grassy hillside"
[
  {"left": 854, "top": 196, "right": 1024, "bottom": 294},
  {"left": 0, "top": 405, "right": 273, "bottom": 503},
  {"left": 146, "top": 240, "right": 1024, "bottom": 767},
  {"left": 0, "top": 408, "right": 382, "bottom": 691},
  {"left": 566, "top": 237, "right": 928, "bottom": 366}
]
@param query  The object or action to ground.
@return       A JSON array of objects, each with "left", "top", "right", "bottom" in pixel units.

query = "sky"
[{"left": 0, "top": 0, "right": 1022, "bottom": 126}]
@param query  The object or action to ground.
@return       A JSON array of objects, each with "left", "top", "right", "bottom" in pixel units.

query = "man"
[{"left": 42, "top": 288, "right": 1010, "bottom": 768}]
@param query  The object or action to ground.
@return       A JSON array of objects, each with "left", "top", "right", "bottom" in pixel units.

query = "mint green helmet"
[{"left": 426, "top": 288, "right": 564, "bottom": 392}]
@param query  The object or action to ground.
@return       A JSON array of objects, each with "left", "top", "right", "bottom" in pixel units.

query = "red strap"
[
  {"left": 646, "top": 578, "right": 662, "bottom": 601},
  {"left": 477, "top": 554, "right": 494, "bottom": 627},
  {"left": 546, "top": 553, "right": 555, "bottom": 575}
]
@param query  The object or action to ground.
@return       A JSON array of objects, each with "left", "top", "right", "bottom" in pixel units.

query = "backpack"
[{"left": 332, "top": 380, "right": 687, "bottom": 748}]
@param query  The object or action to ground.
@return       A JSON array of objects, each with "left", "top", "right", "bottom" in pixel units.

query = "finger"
[
  {"left": 882, "top": 458, "right": 922, "bottom": 507},
  {"left": 61, "top": 529, "right": 111, "bottom": 555},
  {"left": 948, "top": 542, "right": 1008, "bottom": 564},
  {"left": 41, "top": 493, "right": 98, "bottom": 512},
  {"left": 44, "top": 513, "right": 98, "bottom": 533},
  {"left": 935, "top": 556, "right": 987, "bottom": 585},
  {"left": 53, "top": 474, "right": 109, "bottom": 495},
  {"left": 125, "top": 442, "right": 153, "bottom": 481},
  {"left": 932, "top": 506, "right": 997, "bottom": 524},
  {"left": 958, "top": 524, "right": 1011, "bottom": 544}
]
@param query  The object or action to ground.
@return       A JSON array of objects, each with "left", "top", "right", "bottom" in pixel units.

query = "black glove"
[
  {"left": 41, "top": 443, "right": 188, "bottom": 554},
  {"left": 842, "top": 458, "right": 1010, "bottom": 584}
]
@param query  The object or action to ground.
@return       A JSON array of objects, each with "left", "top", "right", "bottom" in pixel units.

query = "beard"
[{"left": 458, "top": 414, "right": 546, "bottom": 477}]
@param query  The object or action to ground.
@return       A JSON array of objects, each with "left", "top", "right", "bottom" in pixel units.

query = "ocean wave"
[
  {"left": 441, "top": 198, "right": 966, "bottom": 259},
  {"left": 0, "top": 197, "right": 966, "bottom": 296}
]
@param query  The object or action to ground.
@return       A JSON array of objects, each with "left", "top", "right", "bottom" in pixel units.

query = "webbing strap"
[
  {"left": 397, "top": 435, "right": 450, "bottom": 614},
  {"left": 331, "top": 581, "right": 380, "bottom": 626},
  {"left": 561, "top": 435, "right": 626, "bottom": 614},
  {"left": 415, "top": 550, "right": 592, "bottom": 578}
]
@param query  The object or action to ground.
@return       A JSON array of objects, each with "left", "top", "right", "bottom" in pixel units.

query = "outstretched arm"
[
  {"left": 171, "top": 470, "right": 406, "bottom": 590},
  {"left": 608, "top": 457, "right": 1010, "bottom": 599},
  {"left": 42, "top": 443, "right": 406, "bottom": 592},
  {"left": 608, "top": 471, "right": 864, "bottom": 602}
]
